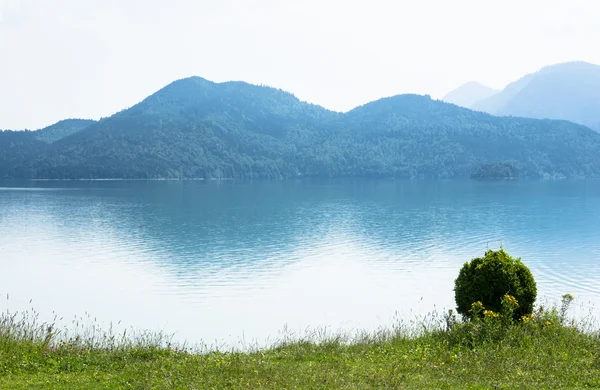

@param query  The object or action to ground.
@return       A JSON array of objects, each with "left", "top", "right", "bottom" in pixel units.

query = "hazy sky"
[{"left": 1, "top": 0, "right": 599, "bottom": 129}]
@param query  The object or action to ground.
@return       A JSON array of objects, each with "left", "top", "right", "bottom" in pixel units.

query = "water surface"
[{"left": 1, "top": 180, "right": 599, "bottom": 346}]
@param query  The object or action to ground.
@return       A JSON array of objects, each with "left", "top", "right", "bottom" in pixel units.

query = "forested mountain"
[
  {"left": 336, "top": 95, "right": 600, "bottom": 179},
  {"left": 441, "top": 82, "right": 498, "bottom": 108},
  {"left": 33, "top": 119, "right": 96, "bottom": 144},
  {"left": 471, "top": 62, "right": 600, "bottom": 131},
  {"left": 12, "top": 77, "right": 338, "bottom": 179},
  {"left": 3, "top": 76, "right": 600, "bottom": 180},
  {"left": 0, "top": 130, "right": 46, "bottom": 177}
]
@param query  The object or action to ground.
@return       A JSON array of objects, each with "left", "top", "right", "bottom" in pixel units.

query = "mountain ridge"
[
  {"left": 3, "top": 76, "right": 600, "bottom": 180},
  {"left": 442, "top": 82, "right": 498, "bottom": 108},
  {"left": 469, "top": 61, "right": 600, "bottom": 131},
  {"left": 33, "top": 119, "right": 97, "bottom": 144}
]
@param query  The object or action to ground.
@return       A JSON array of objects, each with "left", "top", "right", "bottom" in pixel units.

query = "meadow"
[{"left": 1, "top": 294, "right": 599, "bottom": 389}]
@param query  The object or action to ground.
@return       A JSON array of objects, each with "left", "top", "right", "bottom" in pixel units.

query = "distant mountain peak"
[
  {"left": 442, "top": 82, "right": 498, "bottom": 109},
  {"left": 152, "top": 76, "right": 217, "bottom": 96},
  {"left": 168, "top": 75, "right": 214, "bottom": 86},
  {"left": 123, "top": 75, "right": 321, "bottom": 120},
  {"left": 455, "top": 81, "right": 491, "bottom": 89},
  {"left": 33, "top": 118, "right": 96, "bottom": 144},
  {"left": 539, "top": 60, "right": 598, "bottom": 71},
  {"left": 3, "top": 75, "right": 600, "bottom": 180},
  {"left": 472, "top": 61, "right": 600, "bottom": 131},
  {"left": 349, "top": 94, "right": 433, "bottom": 114}
]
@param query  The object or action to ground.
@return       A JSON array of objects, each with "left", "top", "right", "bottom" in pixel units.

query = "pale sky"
[{"left": 1, "top": 0, "right": 599, "bottom": 129}]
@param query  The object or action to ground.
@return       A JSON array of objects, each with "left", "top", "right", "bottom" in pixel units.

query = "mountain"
[
  {"left": 1, "top": 119, "right": 95, "bottom": 176},
  {"left": 33, "top": 119, "right": 96, "bottom": 144},
  {"left": 470, "top": 73, "right": 535, "bottom": 114},
  {"left": 0, "top": 130, "right": 46, "bottom": 177},
  {"left": 11, "top": 77, "right": 337, "bottom": 179},
  {"left": 4, "top": 76, "right": 600, "bottom": 180},
  {"left": 472, "top": 62, "right": 600, "bottom": 131},
  {"left": 441, "top": 82, "right": 498, "bottom": 108},
  {"left": 337, "top": 95, "right": 600, "bottom": 179}
]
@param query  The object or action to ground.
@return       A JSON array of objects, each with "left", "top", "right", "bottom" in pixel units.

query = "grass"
[{"left": 1, "top": 298, "right": 600, "bottom": 389}]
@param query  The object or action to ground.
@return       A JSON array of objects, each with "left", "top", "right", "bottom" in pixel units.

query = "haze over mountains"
[
  {"left": 441, "top": 82, "right": 498, "bottom": 109},
  {"left": 2, "top": 70, "right": 600, "bottom": 180},
  {"left": 444, "top": 61, "right": 600, "bottom": 131}
]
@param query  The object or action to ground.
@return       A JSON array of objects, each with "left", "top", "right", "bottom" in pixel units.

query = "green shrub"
[{"left": 454, "top": 249, "right": 537, "bottom": 320}]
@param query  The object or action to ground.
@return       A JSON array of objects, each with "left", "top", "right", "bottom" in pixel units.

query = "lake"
[{"left": 1, "top": 180, "right": 600, "bottom": 347}]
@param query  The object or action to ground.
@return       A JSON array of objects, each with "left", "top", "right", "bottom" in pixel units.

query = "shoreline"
[{"left": 1, "top": 303, "right": 598, "bottom": 388}]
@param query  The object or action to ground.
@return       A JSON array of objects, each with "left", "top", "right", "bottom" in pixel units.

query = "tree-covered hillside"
[
  {"left": 0, "top": 130, "right": 47, "bottom": 177},
  {"left": 335, "top": 95, "right": 600, "bottom": 179},
  {"left": 4, "top": 77, "right": 600, "bottom": 179},
  {"left": 33, "top": 119, "right": 96, "bottom": 144}
]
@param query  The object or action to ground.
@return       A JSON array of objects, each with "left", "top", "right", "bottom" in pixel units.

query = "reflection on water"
[{"left": 1, "top": 180, "right": 600, "bottom": 346}]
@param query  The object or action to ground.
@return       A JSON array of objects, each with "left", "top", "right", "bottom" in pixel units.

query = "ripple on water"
[{"left": 1, "top": 180, "right": 600, "bottom": 346}]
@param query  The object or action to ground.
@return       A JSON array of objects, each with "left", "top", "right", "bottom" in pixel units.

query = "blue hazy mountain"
[
  {"left": 471, "top": 61, "right": 600, "bottom": 131},
  {"left": 3, "top": 76, "right": 600, "bottom": 179},
  {"left": 442, "top": 82, "right": 498, "bottom": 108}
]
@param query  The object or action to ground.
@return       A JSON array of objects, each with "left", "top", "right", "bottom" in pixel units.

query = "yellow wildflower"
[
  {"left": 562, "top": 293, "right": 575, "bottom": 302},
  {"left": 470, "top": 301, "right": 485, "bottom": 312},
  {"left": 521, "top": 314, "right": 534, "bottom": 324},
  {"left": 501, "top": 294, "right": 519, "bottom": 308}
]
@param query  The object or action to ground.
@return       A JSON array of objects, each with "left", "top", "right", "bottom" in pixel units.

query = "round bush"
[{"left": 454, "top": 249, "right": 537, "bottom": 320}]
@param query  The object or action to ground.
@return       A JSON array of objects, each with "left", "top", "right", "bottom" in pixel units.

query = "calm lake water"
[{"left": 1, "top": 180, "right": 600, "bottom": 347}]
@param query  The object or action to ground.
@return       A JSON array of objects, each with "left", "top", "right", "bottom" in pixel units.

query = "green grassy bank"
[{"left": 1, "top": 301, "right": 600, "bottom": 389}]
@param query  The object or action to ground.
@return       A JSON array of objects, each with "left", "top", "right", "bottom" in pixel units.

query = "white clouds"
[{"left": 1, "top": 0, "right": 599, "bottom": 129}]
